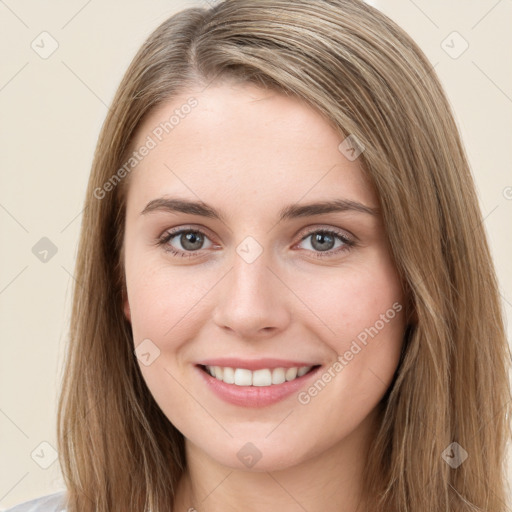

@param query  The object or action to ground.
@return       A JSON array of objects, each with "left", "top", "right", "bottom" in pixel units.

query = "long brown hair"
[{"left": 57, "top": 1, "right": 512, "bottom": 510}]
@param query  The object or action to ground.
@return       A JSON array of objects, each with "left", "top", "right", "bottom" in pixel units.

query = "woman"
[{"left": 7, "top": 0, "right": 511, "bottom": 510}]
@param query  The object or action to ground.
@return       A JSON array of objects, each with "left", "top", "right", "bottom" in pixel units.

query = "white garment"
[{"left": 3, "top": 491, "right": 67, "bottom": 512}]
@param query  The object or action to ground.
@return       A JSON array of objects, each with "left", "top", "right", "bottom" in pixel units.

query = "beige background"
[{"left": 1, "top": 0, "right": 511, "bottom": 509}]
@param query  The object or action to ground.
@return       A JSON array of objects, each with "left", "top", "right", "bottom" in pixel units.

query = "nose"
[{"left": 212, "top": 250, "right": 291, "bottom": 339}]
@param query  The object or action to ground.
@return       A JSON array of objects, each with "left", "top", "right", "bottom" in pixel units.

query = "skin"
[{"left": 122, "top": 80, "right": 406, "bottom": 512}]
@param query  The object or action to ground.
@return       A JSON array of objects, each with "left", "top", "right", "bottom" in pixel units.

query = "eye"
[
  {"left": 156, "top": 227, "right": 215, "bottom": 258},
  {"left": 156, "top": 226, "right": 355, "bottom": 260},
  {"left": 295, "top": 228, "right": 355, "bottom": 258}
]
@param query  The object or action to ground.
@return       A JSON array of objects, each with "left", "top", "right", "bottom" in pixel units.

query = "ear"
[{"left": 122, "top": 286, "right": 131, "bottom": 323}]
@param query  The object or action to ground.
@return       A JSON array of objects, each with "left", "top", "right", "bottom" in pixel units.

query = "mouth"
[
  {"left": 197, "top": 363, "right": 322, "bottom": 387},
  {"left": 195, "top": 363, "right": 323, "bottom": 408}
]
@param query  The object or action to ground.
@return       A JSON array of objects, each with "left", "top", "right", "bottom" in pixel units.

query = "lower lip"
[{"left": 196, "top": 365, "right": 322, "bottom": 408}]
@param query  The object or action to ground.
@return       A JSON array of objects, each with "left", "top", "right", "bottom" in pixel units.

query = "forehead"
[{"left": 126, "top": 82, "right": 377, "bottom": 215}]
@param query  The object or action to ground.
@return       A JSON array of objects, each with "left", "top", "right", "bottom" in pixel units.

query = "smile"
[
  {"left": 196, "top": 364, "right": 323, "bottom": 408},
  {"left": 201, "top": 365, "right": 317, "bottom": 386}
]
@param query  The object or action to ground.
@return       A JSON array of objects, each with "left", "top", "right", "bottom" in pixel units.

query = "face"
[{"left": 122, "top": 81, "right": 406, "bottom": 472}]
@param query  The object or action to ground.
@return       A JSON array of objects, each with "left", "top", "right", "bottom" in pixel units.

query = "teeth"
[
  {"left": 222, "top": 367, "right": 235, "bottom": 384},
  {"left": 204, "top": 365, "right": 314, "bottom": 386},
  {"left": 234, "top": 368, "right": 253, "bottom": 386},
  {"left": 297, "top": 366, "right": 310, "bottom": 377},
  {"left": 285, "top": 367, "right": 298, "bottom": 381}
]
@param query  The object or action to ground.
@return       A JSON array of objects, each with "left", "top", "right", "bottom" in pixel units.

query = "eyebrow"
[{"left": 140, "top": 197, "right": 379, "bottom": 222}]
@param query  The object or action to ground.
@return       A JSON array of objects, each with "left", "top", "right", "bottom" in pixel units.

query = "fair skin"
[{"left": 122, "top": 80, "right": 406, "bottom": 512}]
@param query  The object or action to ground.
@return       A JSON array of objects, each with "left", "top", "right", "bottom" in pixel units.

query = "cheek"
[
  {"left": 293, "top": 256, "right": 405, "bottom": 394},
  {"left": 298, "top": 256, "right": 404, "bottom": 340},
  {"left": 126, "top": 258, "right": 214, "bottom": 344},
  {"left": 125, "top": 262, "right": 208, "bottom": 428}
]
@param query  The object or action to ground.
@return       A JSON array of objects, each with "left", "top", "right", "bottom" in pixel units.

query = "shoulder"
[{"left": 3, "top": 491, "right": 67, "bottom": 512}]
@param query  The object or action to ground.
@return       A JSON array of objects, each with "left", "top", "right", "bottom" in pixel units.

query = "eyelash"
[{"left": 155, "top": 226, "right": 356, "bottom": 260}]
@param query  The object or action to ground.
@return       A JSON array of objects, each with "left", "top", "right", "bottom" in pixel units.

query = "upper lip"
[{"left": 196, "top": 358, "right": 321, "bottom": 371}]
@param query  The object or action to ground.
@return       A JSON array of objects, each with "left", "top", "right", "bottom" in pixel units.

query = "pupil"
[{"left": 182, "top": 232, "right": 203, "bottom": 250}]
